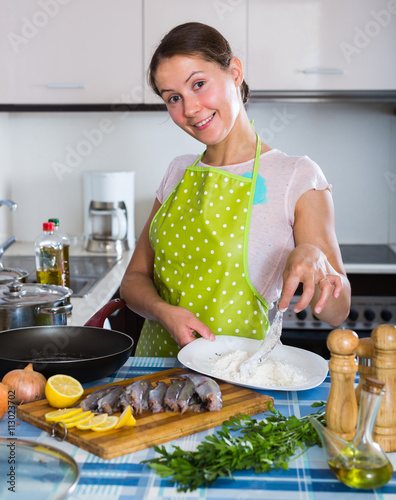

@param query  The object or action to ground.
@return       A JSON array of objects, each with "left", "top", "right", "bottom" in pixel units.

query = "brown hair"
[{"left": 148, "top": 22, "right": 250, "bottom": 104}]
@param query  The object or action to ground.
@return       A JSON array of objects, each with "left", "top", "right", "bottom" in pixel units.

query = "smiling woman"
[{"left": 120, "top": 22, "right": 351, "bottom": 358}]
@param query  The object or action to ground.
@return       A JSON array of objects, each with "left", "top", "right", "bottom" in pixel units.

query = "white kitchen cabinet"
[
  {"left": 0, "top": 0, "right": 143, "bottom": 104},
  {"left": 247, "top": 0, "right": 396, "bottom": 92},
  {"left": 143, "top": 0, "right": 247, "bottom": 103}
]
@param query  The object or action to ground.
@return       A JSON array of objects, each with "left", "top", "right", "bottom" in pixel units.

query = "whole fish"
[
  {"left": 80, "top": 386, "right": 116, "bottom": 411},
  {"left": 123, "top": 380, "right": 153, "bottom": 414},
  {"left": 148, "top": 382, "right": 168, "bottom": 414},
  {"left": 164, "top": 379, "right": 184, "bottom": 412},
  {"left": 97, "top": 385, "right": 124, "bottom": 415},
  {"left": 181, "top": 374, "right": 222, "bottom": 411},
  {"left": 176, "top": 378, "right": 196, "bottom": 414}
]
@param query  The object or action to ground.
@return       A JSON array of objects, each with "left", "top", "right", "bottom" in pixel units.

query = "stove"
[{"left": 281, "top": 244, "right": 396, "bottom": 359}]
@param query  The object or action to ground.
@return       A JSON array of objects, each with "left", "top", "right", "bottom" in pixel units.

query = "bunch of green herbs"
[{"left": 141, "top": 401, "right": 326, "bottom": 492}]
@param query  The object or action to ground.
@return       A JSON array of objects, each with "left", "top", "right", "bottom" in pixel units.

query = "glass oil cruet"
[{"left": 311, "top": 377, "right": 393, "bottom": 490}]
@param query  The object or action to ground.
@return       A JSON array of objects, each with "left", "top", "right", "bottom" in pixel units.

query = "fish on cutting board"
[
  {"left": 122, "top": 379, "right": 154, "bottom": 414},
  {"left": 177, "top": 377, "right": 196, "bottom": 414},
  {"left": 181, "top": 373, "right": 223, "bottom": 411},
  {"left": 164, "top": 379, "right": 185, "bottom": 412},
  {"left": 97, "top": 386, "right": 124, "bottom": 415},
  {"left": 16, "top": 368, "right": 274, "bottom": 460},
  {"left": 79, "top": 373, "right": 224, "bottom": 415},
  {"left": 80, "top": 386, "right": 115, "bottom": 411},
  {"left": 148, "top": 381, "right": 168, "bottom": 414}
]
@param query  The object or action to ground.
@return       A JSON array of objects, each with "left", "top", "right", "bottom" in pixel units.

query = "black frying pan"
[{"left": 0, "top": 298, "right": 133, "bottom": 383}]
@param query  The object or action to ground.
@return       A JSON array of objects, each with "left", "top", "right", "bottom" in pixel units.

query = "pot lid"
[
  {"left": 0, "top": 281, "right": 71, "bottom": 308},
  {"left": 0, "top": 266, "right": 29, "bottom": 284},
  {"left": 0, "top": 437, "right": 80, "bottom": 499}
]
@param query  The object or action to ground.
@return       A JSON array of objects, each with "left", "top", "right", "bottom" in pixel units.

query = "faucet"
[
  {"left": 0, "top": 199, "right": 17, "bottom": 211},
  {"left": 0, "top": 199, "right": 18, "bottom": 258}
]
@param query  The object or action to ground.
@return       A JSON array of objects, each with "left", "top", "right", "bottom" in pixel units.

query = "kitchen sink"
[{"left": 1, "top": 255, "right": 118, "bottom": 297}]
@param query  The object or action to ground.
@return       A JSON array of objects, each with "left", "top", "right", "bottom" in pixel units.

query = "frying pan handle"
[{"left": 84, "top": 298, "right": 126, "bottom": 328}]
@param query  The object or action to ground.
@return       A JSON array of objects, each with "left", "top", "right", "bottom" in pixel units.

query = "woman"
[{"left": 120, "top": 22, "right": 351, "bottom": 357}]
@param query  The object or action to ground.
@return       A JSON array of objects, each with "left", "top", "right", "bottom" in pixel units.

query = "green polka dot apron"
[{"left": 135, "top": 134, "right": 269, "bottom": 357}]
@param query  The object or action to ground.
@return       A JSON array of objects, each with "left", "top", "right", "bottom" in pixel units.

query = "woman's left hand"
[{"left": 279, "top": 243, "right": 343, "bottom": 316}]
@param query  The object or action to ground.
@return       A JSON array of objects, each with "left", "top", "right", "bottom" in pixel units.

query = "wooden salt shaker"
[
  {"left": 371, "top": 324, "right": 396, "bottom": 452},
  {"left": 355, "top": 337, "right": 375, "bottom": 404},
  {"left": 326, "top": 328, "right": 359, "bottom": 440}
]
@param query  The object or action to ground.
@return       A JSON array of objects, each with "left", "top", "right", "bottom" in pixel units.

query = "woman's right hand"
[{"left": 158, "top": 303, "right": 216, "bottom": 348}]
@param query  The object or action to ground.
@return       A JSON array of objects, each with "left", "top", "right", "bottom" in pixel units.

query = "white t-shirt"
[{"left": 156, "top": 149, "right": 331, "bottom": 308}]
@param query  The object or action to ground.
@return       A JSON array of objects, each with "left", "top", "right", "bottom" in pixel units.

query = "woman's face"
[{"left": 154, "top": 55, "right": 243, "bottom": 146}]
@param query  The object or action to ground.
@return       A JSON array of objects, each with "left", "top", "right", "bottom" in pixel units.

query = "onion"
[
  {"left": 2, "top": 364, "right": 46, "bottom": 404},
  {"left": 0, "top": 383, "right": 8, "bottom": 419}
]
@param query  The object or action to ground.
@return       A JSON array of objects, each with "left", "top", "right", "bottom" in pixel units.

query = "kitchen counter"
[
  {"left": 1, "top": 356, "right": 396, "bottom": 499},
  {"left": 3, "top": 241, "right": 133, "bottom": 326}
]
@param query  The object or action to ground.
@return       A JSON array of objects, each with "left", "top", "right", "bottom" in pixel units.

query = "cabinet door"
[
  {"left": 143, "top": 0, "right": 247, "bottom": 103},
  {"left": 247, "top": 0, "right": 396, "bottom": 91},
  {"left": 0, "top": 0, "right": 143, "bottom": 104}
]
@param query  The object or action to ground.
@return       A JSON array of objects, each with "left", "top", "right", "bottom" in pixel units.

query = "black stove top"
[{"left": 340, "top": 244, "right": 396, "bottom": 265}]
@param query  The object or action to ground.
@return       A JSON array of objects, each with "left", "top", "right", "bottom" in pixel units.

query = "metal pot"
[{"left": 0, "top": 281, "right": 72, "bottom": 331}]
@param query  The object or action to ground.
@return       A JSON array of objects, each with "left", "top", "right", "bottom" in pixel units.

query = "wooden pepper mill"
[
  {"left": 326, "top": 328, "right": 359, "bottom": 440},
  {"left": 371, "top": 324, "right": 396, "bottom": 452},
  {"left": 355, "top": 337, "right": 375, "bottom": 404}
]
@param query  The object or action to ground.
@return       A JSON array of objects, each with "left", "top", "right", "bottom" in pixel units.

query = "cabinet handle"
[
  {"left": 302, "top": 68, "right": 344, "bottom": 75},
  {"left": 46, "top": 83, "right": 86, "bottom": 89}
]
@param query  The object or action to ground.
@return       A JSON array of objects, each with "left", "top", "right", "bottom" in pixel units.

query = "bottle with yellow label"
[
  {"left": 35, "top": 222, "right": 63, "bottom": 286},
  {"left": 48, "top": 218, "right": 70, "bottom": 293}
]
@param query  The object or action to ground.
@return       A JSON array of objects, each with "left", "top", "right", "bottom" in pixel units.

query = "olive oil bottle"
[
  {"left": 329, "top": 449, "right": 393, "bottom": 490},
  {"left": 48, "top": 218, "right": 70, "bottom": 294},
  {"left": 328, "top": 378, "right": 393, "bottom": 490},
  {"left": 35, "top": 222, "right": 63, "bottom": 286}
]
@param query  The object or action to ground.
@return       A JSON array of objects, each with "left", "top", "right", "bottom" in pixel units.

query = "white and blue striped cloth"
[{"left": 2, "top": 357, "right": 396, "bottom": 500}]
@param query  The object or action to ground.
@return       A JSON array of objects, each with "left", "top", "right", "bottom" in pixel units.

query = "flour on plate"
[{"left": 210, "top": 350, "right": 307, "bottom": 386}]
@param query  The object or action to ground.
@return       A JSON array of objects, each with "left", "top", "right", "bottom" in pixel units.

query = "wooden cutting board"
[{"left": 17, "top": 368, "right": 273, "bottom": 459}]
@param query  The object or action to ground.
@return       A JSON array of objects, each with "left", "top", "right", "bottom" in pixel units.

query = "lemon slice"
[
  {"left": 45, "top": 408, "right": 83, "bottom": 422},
  {"left": 45, "top": 374, "right": 84, "bottom": 408},
  {"left": 76, "top": 414, "right": 108, "bottom": 430},
  {"left": 63, "top": 411, "right": 93, "bottom": 428},
  {"left": 92, "top": 415, "right": 118, "bottom": 432},
  {"left": 60, "top": 410, "right": 92, "bottom": 424},
  {"left": 114, "top": 406, "right": 136, "bottom": 429}
]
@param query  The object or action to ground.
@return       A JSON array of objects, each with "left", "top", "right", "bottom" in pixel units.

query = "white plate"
[{"left": 177, "top": 336, "right": 328, "bottom": 391}]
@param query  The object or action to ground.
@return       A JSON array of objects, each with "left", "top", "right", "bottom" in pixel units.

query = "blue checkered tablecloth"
[{"left": 1, "top": 356, "right": 396, "bottom": 500}]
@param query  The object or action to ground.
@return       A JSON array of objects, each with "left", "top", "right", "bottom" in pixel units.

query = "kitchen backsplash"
[{"left": 0, "top": 101, "right": 395, "bottom": 246}]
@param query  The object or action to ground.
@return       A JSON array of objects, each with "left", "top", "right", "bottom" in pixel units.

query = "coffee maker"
[{"left": 83, "top": 171, "right": 135, "bottom": 255}]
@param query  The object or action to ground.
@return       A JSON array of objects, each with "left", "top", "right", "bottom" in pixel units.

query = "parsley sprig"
[{"left": 141, "top": 401, "right": 326, "bottom": 492}]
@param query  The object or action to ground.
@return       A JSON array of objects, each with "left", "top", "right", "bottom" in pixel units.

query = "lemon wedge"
[
  {"left": 114, "top": 406, "right": 136, "bottom": 429},
  {"left": 92, "top": 415, "right": 119, "bottom": 432},
  {"left": 45, "top": 408, "right": 83, "bottom": 422},
  {"left": 45, "top": 374, "right": 84, "bottom": 408},
  {"left": 76, "top": 414, "right": 108, "bottom": 430},
  {"left": 63, "top": 411, "right": 93, "bottom": 428}
]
